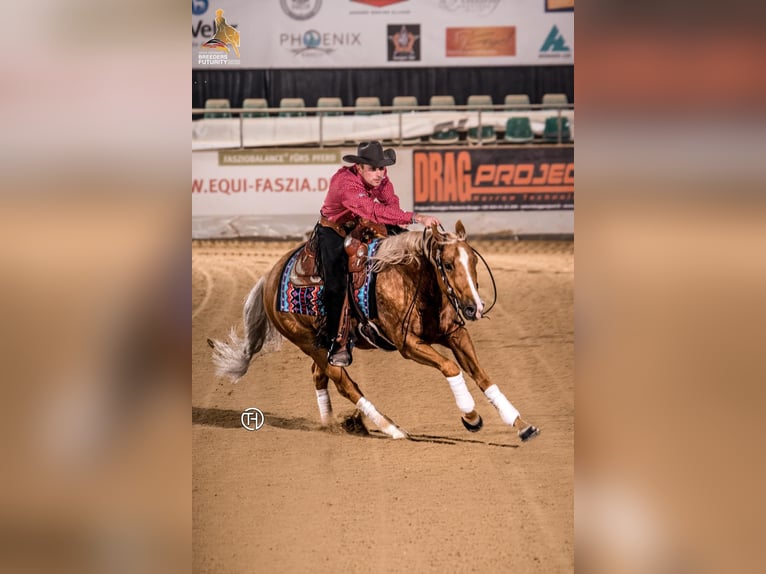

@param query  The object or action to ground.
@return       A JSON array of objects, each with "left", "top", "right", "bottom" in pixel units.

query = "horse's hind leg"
[
  {"left": 311, "top": 362, "right": 333, "bottom": 425},
  {"left": 322, "top": 363, "right": 407, "bottom": 439}
]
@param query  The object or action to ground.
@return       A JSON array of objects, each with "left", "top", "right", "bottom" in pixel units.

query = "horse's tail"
[{"left": 207, "top": 277, "right": 283, "bottom": 381}]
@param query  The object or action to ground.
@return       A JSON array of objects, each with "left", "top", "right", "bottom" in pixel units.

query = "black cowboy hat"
[{"left": 342, "top": 141, "right": 396, "bottom": 168}]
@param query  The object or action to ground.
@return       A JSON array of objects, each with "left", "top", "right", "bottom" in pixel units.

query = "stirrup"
[{"left": 328, "top": 343, "right": 352, "bottom": 367}]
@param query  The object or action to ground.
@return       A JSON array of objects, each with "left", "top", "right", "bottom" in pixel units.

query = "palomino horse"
[{"left": 208, "top": 221, "right": 539, "bottom": 442}]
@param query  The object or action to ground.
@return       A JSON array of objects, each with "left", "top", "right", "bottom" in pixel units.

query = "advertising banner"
[
  {"left": 192, "top": 149, "right": 340, "bottom": 216},
  {"left": 413, "top": 147, "right": 573, "bottom": 211},
  {"left": 192, "top": 0, "right": 573, "bottom": 69}
]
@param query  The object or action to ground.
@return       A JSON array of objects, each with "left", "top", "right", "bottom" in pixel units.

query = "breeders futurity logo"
[
  {"left": 197, "top": 7, "right": 241, "bottom": 65},
  {"left": 539, "top": 25, "right": 571, "bottom": 58}
]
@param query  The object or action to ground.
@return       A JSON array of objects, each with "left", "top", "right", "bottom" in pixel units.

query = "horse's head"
[{"left": 428, "top": 220, "right": 484, "bottom": 321}]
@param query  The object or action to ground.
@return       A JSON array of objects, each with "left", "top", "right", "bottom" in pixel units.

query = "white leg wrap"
[
  {"left": 447, "top": 372, "right": 476, "bottom": 414},
  {"left": 356, "top": 397, "right": 386, "bottom": 428},
  {"left": 356, "top": 397, "right": 407, "bottom": 439},
  {"left": 316, "top": 388, "right": 333, "bottom": 423},
  {"left": 484, "top": 384, "right": 520, "bottom": 426}
]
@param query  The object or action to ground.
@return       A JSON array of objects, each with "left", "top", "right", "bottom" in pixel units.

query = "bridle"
[
  {"left": 433, "top": 245, "right": 466, "bottom": 327},
  {"left": 400, "top": 227, "right": 498, "bottom": 345},
  {"left": 428, "top": 228, "right": 498, "bottom": 324}
]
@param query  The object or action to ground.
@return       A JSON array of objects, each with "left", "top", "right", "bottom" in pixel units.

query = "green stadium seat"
[
  {"left": 542, "top": 116, "right": 571, "bottom": 142},
  {"left": 391, "top": 96, "right": 421, "bottom": 144},
  {"left": 278, "top": 98, "right": 306, "bottom": 117},
  {"left": 242, "top": 98, "right": 268, "bottom": 118},
  {"left": 428, "top": 95, "right": 459, "bottom": 144},
  {"left": 466, "top": 95, "right": 497, "bottom": 144},
  {"left": 354, "top": 96, "right": 382, "bottom": 115},
  {"left": 504, "top": 117, "right": 534, "bottom": 143},
  {"left": 204, "top": 98, "right": 232, "bottom": 119},
  {"left": 504, "top": 94, "right": 531, "bottom": 110},
  {"left": 317, "top": 97, "right": 344, "bottom": 116},
  {"left": 541, "top": 93, "right": 569, "bottom": 109}
]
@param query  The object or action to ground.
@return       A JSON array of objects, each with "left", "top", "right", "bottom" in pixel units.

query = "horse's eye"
[{"left": 444, "top": 263, "right": 453, "bottom": 272}]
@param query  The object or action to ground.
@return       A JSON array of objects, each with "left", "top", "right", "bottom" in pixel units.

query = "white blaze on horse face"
[{"left": 458, "top": 246, "right": 483, "bottom": 318}]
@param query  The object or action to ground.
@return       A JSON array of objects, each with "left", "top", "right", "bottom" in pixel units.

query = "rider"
[{"left": 317, "top": 141, "right": 440, "bottom": 367}]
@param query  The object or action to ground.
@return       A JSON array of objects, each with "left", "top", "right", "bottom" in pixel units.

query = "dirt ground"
[{"left": 192, "top": 238, "right": 573, "bottom": 573}]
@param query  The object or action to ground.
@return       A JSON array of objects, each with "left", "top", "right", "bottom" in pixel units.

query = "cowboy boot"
[{"left": 328, "top": 294, "right": 352, "bottom": 367}]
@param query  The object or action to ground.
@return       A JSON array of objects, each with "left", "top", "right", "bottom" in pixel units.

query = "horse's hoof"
[
  {"left": 519, "top": 425, "right": 540, "bottom": 442},
  {"left": 390, "top": 427, "right": 409, "bottom": 439},
  {"left": 341, "top": 411, "right": 369, "bottom": 436},
  {"left": 461, "top": 414, "right": 483, "bottom": 432}
]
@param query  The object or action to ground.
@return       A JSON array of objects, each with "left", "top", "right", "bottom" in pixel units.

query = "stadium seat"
[
  {"left": 392, "top": 95, "right": 418, "bottom": 111},
  {"left": 541, "top": 93, "right": 569, "bottom": 109},
  {"left": 204, "top": 98, "right": 232, "bottom": 119},
  {"left": 242, "top": 98, "right": 268, "bottom": 118},
  {"left": 428, "top": 95, "right": 459, "bottom": 144},
  {"left": 278, "top": 97, "right": 306, "bottom": 117},
  {"left": 504, "top": 94, "right": 531, "bottom": 109},
  {"left": 542, "top": 116, "right": 571, "bottom": 142},
  {"left": 391, "top": 96, "right": 421, "bottom": 144},
  {"left": 504, "top": 117, "right": 534, "bottom": 143},
  {"left": 316, "top": 97, "right": 345, "bottom": 146},
  {"left": 317, "top": 97, "right": 344, "bottom": 116},
  {"left": 466, "top": 95, "right": 497, "bottom": 144},
  {"left": 354, "top": 96, "right": 382, "bottom": 115}
]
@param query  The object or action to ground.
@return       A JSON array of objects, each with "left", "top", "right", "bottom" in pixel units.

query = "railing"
[{"left": 191, "top": 103, "right": 574, "bottom": 150}]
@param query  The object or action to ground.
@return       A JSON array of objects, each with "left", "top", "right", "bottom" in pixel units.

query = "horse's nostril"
[{"left": 464, "top": 305, "right": 476, "bottom": 318}]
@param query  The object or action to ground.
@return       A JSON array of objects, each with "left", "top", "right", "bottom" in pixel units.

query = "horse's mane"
[{"left": 369, "top": 228, "right": 460, "bottom": 273}]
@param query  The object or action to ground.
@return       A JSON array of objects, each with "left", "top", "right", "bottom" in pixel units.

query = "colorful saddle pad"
[{"left": 278, "top": 239, "right": 382, "bottom": 319}]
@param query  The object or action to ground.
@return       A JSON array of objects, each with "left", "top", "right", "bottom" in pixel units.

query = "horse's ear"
[
  {"left": 431, "top": 222, "right": 443, "bottom": 241},
  {"left": 455, "top": 220, "right": 467, "bottom": 240}
]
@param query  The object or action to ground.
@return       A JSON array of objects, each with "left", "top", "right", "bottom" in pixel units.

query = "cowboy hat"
[{"left": 342, "top": 141, "right": 396, "bottom": 168}]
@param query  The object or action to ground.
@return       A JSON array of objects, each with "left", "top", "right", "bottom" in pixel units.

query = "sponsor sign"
[
  {"left": 438, "top": 0, "right": 501, "bottom": 15},
  {"left": 192, "top": 150, "right": 337, "bottom": 216},
  {"left": 192, "top": 1, "right": 571, "bottom": 68},
  {"left": 280, "top": 0, "right": 322, "bottom": 20},
  {"left": 388, "top": 24, "right": 420, "bottom": 61},
  {"left": 413, "top": 148, "right": 573, "bottom": 211},
  {"left": 352, "top": 0, "right": 408, "bottom": 7},
  {"left": 539, "top": 25, "right": 572, "bottom": 59},
  {"left": 280, "top": 30, "right": 362, "bottom": 58},
  {"left": 545, "top": 0, "right": 574, "bottom": 12},
  {"left": 446, "top": 27, "right": 516, "bottom": 57},
  {"left": 196, "top": 7, "right": 240, "bottom": 66},
  {"left": 192, "top": 0, "right": 208, "bottom": 16}
]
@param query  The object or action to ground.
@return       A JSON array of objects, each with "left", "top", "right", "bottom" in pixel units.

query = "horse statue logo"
[{"left": 201, "top": 9, "right": 240, "bottom": 57}]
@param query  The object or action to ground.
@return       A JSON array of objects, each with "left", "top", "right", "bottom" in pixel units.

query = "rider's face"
[{"left": 359, "top": 164, "right": 386, "bottom": 187}]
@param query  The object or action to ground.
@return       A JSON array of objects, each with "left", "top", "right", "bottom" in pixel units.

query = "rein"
[{"left": 471, "top": 246, "right": 497, "bottom": 315}]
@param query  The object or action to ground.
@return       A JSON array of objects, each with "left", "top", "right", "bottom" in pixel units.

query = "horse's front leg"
[
  {"left": 446, "top": 327, "right": 540, "bottom": 441},
  {"left": 398, "top": 336, "right": 485, "bottom": 432}
]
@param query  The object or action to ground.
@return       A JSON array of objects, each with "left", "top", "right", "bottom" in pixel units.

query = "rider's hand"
[{"left": 413, "top": 214, "right": 441, "bottom": 228}]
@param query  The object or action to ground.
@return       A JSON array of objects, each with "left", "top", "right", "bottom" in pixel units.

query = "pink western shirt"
[{"left": 320, "top": 165, "right": 414, "bottom": 226}]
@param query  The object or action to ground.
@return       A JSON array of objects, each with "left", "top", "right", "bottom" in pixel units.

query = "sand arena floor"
[{"left": 192, "top": 238, "right": 573, "bottom": 573}]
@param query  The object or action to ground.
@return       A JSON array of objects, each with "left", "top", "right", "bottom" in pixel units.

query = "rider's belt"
[{"left": 319, "top": 215, "right": 357, "bottom": 238}]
